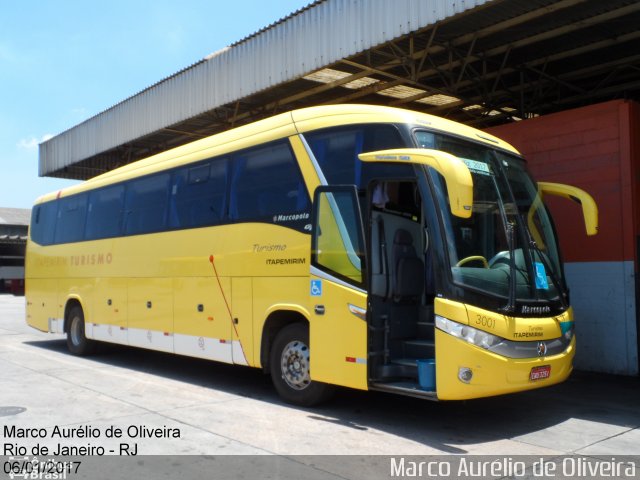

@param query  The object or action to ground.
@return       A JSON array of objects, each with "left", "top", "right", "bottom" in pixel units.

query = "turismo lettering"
[
  {"left": 69, "top": 253, "right": 113, "bottom": 266},
  {"left": 253, "top": 243, "right": 287, "bottom": 253}
]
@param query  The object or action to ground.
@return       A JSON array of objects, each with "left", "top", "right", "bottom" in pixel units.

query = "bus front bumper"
[{"left": 434, "top": 329, "right": 575, "bottom": 400}]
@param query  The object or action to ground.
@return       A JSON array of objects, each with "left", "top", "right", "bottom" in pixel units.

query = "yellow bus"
[{"left": 26, "top": 104, "right": 598, "bottom": 405}]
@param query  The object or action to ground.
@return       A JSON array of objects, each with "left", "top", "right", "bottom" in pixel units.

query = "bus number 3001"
[{"left": 475, "top": 315, "right": 496, "bottom": 329}]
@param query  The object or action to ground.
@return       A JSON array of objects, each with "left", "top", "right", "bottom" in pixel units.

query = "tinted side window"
[
  {"left": 30, "top": 201, "right": 58, "bottom": 245},
  {"left": 85, "top": 184, "right": 125, "bottom": 240},
  {"left": 54, "top": 194, "right": 88, "bottom": 244},
  {"left": 305, "top": 124, "right": 410, "bottom": 188},
  {"left": 312, "top": 188, "right": 365, "bottom": 286},
  {"left": 123, "top": 173, "right": 170, "bottom": 235},
  {"left": 169, "top": 159, "right": 227, "bottom": 229},
  {"left": 229, "top": 142, "right": 310, "bottom": 231}
]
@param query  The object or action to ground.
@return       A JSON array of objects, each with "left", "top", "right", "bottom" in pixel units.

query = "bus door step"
[
  {"left": 402, "top": 339, "right": 435, "bottom": 359},
  {"left": 416, "top": 320, "right": 434, "bottom": 338},
  {"left": 376, "top": 358, "right": 418, "bottom": 379}
]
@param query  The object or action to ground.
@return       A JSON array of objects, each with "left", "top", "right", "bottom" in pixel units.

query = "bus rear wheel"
[
  {"left": 66, "top": 305, "right": 96, "bottom": 356},
  {"left": 270, "top": 323, "right": 334, "bottom": 406}
]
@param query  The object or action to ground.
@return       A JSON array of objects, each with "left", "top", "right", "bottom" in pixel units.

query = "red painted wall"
[
  {"left": 486, "top": 100, "right": 638, "bottom": 264},
  {"left": 631, "top": 103, "right": 640, "bottom": 242}
]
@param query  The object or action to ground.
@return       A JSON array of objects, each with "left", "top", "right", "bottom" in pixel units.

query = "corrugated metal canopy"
[
  {"left": 0, "top": 208, "right": 31, "bottom": 226},
  {"left": 0, "top": 209, "right": 29, "bottom": 257},
  {"left": 40, "top": 0, "right": 640, "bottom": 180}
]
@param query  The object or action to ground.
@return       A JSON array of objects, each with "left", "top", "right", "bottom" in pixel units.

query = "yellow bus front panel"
[
  {"left": 435, "top": 330, "right": 574, "bottom": 400},
  {"left": 434, "top": 299, "right": 575, "bottom": 400}
]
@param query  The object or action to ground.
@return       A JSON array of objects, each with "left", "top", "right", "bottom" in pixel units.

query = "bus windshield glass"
[{"left": 415, "top": 130, "right": 565, "bottom": 307}]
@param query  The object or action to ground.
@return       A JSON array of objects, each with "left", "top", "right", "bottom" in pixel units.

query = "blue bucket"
[{"left": 417, "top": 359, "right": 436, "bottom": 390}]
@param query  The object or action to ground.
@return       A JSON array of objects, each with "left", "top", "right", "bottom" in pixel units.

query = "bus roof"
[{"left": 35, "top": 104, "right": 519, "bottom": 203}]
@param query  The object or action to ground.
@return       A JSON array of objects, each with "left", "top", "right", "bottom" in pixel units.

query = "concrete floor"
[{"left": 1, "top": 294, "right": 639, "bottom": 477}]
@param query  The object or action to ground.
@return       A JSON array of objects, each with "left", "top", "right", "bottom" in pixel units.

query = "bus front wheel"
[
  {"left": 66, "top": 305, "right": 96, "bottom": 356},
  {"left": 270, "top": 323, "right": 334, "bottom": 406}
]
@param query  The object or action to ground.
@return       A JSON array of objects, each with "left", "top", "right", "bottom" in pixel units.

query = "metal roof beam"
[
  {"left": 445, "top": 0, "right": 589, "bottom": 49},
  {"left": 386, "top": 0, "right": 590, "bottom": 72},
  {"left": 481, "top": 2, "right": 640, "bottom": 59},
  {"left": 405, "top": 29, "right": 640, "bottom": 113},
  {"left": 408, "top": 3, "right": 640, "bottom": 89}
]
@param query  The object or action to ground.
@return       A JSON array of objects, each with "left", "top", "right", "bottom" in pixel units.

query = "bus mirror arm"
[
  {"left": 537, "top": 182, "right": 599, "bottom": 236},
  {"left": 359, "top": 148, "right": 473, "bottom": 218}
]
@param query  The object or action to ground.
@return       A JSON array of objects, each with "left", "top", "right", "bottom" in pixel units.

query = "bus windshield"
[{"left": 415, "top": 131, "right": 566, "bottom": 310}]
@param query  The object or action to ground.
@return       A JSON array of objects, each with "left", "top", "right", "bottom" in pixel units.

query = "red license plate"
[{"left": 530, "top": 365, "right": 551, "bottom": 381}]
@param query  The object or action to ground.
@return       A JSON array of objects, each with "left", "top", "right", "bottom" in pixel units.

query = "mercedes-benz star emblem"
[{"left": 537, "top": 341, "right": 547, "bottom": 357}]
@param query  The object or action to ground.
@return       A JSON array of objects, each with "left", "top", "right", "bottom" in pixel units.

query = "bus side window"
[
  {"left": 30, "top": 201, "right": 58, "bottom": 245},
  {"left": 169, "top": 159, "right": 227, "bottom": 229},
  {"left": 85, "top": 184, "right": 125, "bottom": 240},
  {"left": 123, "top": 173, "right": 171, "bottom": 236},
  {"left": 308, "top": 129, "right": 364, "bottom": 185},
  {"left": 54, "top": 193, "right": 88, "bottom": 244},
  {"left": 305, "top": 124, "right": 408, "bottom": 189},
  {"left": 229, "top": 141, "right": 310, "bottom": 229}
]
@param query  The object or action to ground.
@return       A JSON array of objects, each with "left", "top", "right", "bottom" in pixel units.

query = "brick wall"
[{"left": 487, "top": 100, "right": 637, "bottom": 265}]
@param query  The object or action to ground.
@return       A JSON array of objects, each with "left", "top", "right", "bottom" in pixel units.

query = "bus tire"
[
  {"left": 66, "top": 305, "right": 96, "bottom": 356},
  {"left": 269, "top": 323, "right": 334, "bottom": 406}
]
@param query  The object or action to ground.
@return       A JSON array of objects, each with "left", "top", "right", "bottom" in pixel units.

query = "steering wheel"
[
  {"left": 455, "top": 255, "right": 489, "bottom": 268},
  {"left": 488, "top": 250, "right": 510, "bottom": 269}
]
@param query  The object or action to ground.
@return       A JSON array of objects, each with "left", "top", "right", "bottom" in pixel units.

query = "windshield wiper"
[
  {"left": 499, "top": 222, "right": 517, "bottom": 315},
  {"left": 489, "top": 170, "right": 517, "bottom": 315}
]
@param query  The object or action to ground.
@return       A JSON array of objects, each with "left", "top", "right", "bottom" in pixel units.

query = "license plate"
[{"left": 530, "top": 365, "right": 551, "bottom": 381}]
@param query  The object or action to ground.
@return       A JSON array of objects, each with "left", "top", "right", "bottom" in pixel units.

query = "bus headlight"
[
  {"left": 561, "top": 322, "right": 574, "bottom": 342},
  {"left": 435, "top": 315, "right": 502, "bottom": 349}
]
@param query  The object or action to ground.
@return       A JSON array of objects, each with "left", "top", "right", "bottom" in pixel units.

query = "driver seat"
[{"left": 392, "top": 228, "right": 425, "bottom": 302}]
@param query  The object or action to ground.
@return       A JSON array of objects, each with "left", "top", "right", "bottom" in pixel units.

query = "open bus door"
[{"left": 309, "top": 186, "right": 369, "bottom": 390}]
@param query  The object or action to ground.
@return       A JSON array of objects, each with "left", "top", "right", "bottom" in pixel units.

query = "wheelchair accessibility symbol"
[
  {"left": 534, "top": 262, "right": 549, "bottom": 290},
  {"left": 310, "top": 279, "right": 322, "bottom": 296}
]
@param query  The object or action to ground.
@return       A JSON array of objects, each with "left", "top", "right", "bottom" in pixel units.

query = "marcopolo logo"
[{"left": 272, "top": 212, "right": 310, "bottom": 223}]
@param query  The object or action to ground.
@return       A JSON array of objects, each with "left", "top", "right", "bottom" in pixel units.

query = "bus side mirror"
[
  {"left": 359, "top": 148, "right": 473, "bottom": 218},
  {"left": 537, "top": 182, "right": 599, "bottom": 236}
]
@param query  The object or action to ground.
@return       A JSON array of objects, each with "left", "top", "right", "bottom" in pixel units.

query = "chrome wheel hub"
[{"left": 280, "top": 340, "right": 311, "bottom": 390}]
